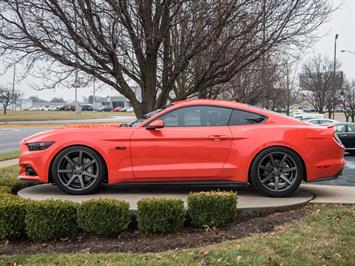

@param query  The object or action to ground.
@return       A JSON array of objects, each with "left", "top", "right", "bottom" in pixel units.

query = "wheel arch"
[
  {"left": 247, "top": 145, "right": 307, "bottom": 183},
  {"left": 48, "top": 144, "right": 108, "bottom": 184}
]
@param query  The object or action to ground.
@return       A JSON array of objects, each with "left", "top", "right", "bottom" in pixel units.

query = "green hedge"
[
  {"left": 25, "top": 200, "right": 80, "bottom": 241},
  {"left": 0, "top": 185, "right": 11, "bottom": 194},
  {"left": 0, "top": 166, "right": 36, "bottom": 194},
  {"left": 77, "top": 199, "right": 130, "bottom": 236},
  {"left": 137, "top": 197, "right": 186, "bottom": 234},
  {"left": 0, "top": 195, "right": 28, "bottom": 240},
  {"left": 188, "top": 191, "right": 237, "bottom": 228}
]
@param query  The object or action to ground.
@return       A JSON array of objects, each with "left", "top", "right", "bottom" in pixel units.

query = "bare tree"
[
  {"left": 300, "top": 54, "right": 341, "bottom": 116},
  {"left": 0, "top": 87, "right": 20, "bottom": 114},
  {"left": 341, "top": 80, "right": 355, "bottom": 122},
  {"left": 276, "top": 57, "right": 300, "bottom": 115},
  {"left": 0, "top": 0, "right": 333, "bottom": 117},
  {"left": 214, "top": 56, "right": 278, "bottom": 106}
]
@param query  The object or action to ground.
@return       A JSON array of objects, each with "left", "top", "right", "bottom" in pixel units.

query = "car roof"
[
  {"left": 155, "top": 99, "right": 307, "bottom": 127},
  {"left": 334, "top": 122, "right": 355, "bottom": 125},
  {"left": 308, "top": 118, "right": 335, "bottom": 121},
  {"left": 172, "top": 99, "right": 265, "bottom": 113}
]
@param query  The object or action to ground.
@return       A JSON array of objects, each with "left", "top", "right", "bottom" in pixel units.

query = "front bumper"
[{"left": 17, "top": 141, "right": 52, "bottom": 183}]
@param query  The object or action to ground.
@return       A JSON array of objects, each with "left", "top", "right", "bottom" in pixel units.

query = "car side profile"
[
  {"left": 308, "top": 119, "right": 337, "bottom": 125},
  {"left": 334, "top": 122, "right": 355, "bottom": 155},
  {"left": 18, "top": 99, "right": 345, "bottom": 197}
]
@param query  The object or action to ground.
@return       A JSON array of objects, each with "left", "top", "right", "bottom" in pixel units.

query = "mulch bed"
[{"left": 0, "top": 207, "right": 307, "bottom": 255}]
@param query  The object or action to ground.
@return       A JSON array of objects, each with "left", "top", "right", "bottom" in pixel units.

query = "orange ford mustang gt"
[{"left": 18, "top": 99, "right": 345, "bottom": 197}]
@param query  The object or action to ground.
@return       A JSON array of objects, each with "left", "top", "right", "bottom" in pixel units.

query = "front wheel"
[
  {"left": 250, "top": 147, "right": 304, "bottom": 197},
  {"left": 51, "top": 146, "right": 105, "bottom": 195}
]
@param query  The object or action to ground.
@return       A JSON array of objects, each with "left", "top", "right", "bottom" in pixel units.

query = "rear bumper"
[{"left": 308, "top": 168, "right": 343, "bottom": 183}]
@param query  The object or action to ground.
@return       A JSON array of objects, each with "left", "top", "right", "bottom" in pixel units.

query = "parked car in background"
[
  {"left": 112, "top": 106, "right": 122, "bottom": 112},
  {"left": 63, "top": 105, "right": 76, "bottom": 111},
  {"left": 293, "top": 113, "right": 325, "bottom": 121},
  {"left": 126, "top": 107, "right": 134, "bottom": 112},
  {"left": 19, "top": 99, "right": 345, "bottom": 197},
  {"left": 308, "top": 119, "right": 337, "bottom": 125},
  {"left": 81, "top": 104, "right": 94, "bottom": 111},
  {"left": 97, "top": 105, "right": 112, "bottom": 112},
  {"left": 334, "top": 122, "right": 355, "bottom": 155}
]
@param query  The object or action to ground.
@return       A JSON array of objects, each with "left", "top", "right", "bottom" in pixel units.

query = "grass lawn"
[
  {"left": 0, "top": 204, "right": 354, "bottom": 265},
  {"left": 0, "top": 111, "right": 134, "bottom": 122},
  {"left": 0, "top": 151, "right": 19, "bottom": 161}
]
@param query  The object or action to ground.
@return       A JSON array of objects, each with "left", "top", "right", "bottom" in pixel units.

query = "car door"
[
  {"left": 130, "top": 105, "right": 233, "bottom": 180},
  {"left": 340, "top": 124, "right": 355, "bottom": 149}
]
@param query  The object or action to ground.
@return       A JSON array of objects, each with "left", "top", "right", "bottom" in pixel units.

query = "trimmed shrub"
[
  {"left": 25, "top": 199, "right": 80, "bottom": 241},
  {"left": 77, "top": 199, "right": 130, "bottom": 236},
  {"left": 188, "top": 191, "right": 237, "bottom": 228},
  {"left": 137, "top": 197, "right": 186, "bottom": 234},
  {"left": 0, "top": 185, "right": 11, "bottom": 194},
  {"left": 0, "top": 195, "right": 28, "bottom": 240},
  {"left": 0, "top": 166, "right": 36, "bottom": 194}
]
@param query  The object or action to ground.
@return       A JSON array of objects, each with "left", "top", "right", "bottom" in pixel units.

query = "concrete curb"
[
  {"left": 18, "top": 184, "right": 314, "bottom": 212},
  {"left": 0, "top": 158, "right": 18, "bottom": 168}
]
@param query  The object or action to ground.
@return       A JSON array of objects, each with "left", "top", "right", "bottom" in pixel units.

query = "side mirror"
[{"left": 147, "top": 119, "right": 164, "bottom": 130}]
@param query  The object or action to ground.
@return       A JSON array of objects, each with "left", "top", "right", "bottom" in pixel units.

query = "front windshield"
[{"left": 129, "top": 105, "right": 171, "bottom": 127}]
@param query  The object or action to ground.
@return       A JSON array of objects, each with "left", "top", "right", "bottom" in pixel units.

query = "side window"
[
  {"left": 228, "top": 109, "right": 266, "bottom": 126},
  {"left": 347, "top": 124, "right": 355, "bottom": 132},
  {"left": 336, "top": 125, "right": 345, "bottom": 133},
  {"left": 159, "top": 106, "right": 232, "bottom": 127}
]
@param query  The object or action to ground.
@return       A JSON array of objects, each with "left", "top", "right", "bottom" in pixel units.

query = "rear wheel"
[
  {"left": 51, "top": 146, "right": 105, "bottom": 195},
  {"left": 250, "top": 147, "right": 304, "bottom": 197}
]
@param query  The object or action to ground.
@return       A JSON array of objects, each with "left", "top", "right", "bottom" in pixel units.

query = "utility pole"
[
  {"left": 74, "top": 70, "right": 81, "bottom": 117},
  {"left": 11, "top": 65, "right": 16, "bottom": 111},
  {"left": 93, "top": 78, "right": 96, "bottom": 116},
  {"left": 332, "top": 34, "right": 339, "bottom": 119}
]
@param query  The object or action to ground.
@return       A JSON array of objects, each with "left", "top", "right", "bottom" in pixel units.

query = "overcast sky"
[{"left": 0, "top": 0, "right": 354, "bottom": 102}]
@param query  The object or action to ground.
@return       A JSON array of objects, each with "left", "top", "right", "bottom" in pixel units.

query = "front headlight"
[{"left": 26, "top": 141, "right": 55, "bottom": 151}]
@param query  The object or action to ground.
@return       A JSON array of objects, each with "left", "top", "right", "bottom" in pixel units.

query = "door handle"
[{"left": 208, "top": 135, "right": 227, "bottom": 140}]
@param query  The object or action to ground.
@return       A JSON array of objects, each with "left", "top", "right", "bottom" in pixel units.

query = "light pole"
[
  {"left": 11, "top": 65, "right": 16, "bottom": 111},
  {"left": 341, "top": 49, "right": 355, "bottom": 55},
  {"left": 332, "top": 34, "right": 339, "bottom": 119},
  {"left": 93, "top": 78, "right": 96, "bottom": 115},
  {"left": 73, "top": 70, "right": 81, "bottom": 117}
]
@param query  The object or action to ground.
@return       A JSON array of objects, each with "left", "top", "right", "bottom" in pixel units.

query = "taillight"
[{"left": 333, "top": 133, "right": 342, "bottom": 145}]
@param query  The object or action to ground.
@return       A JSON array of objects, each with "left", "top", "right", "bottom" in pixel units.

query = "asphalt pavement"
[
  {"left": 0, "top": 115, "right": 135, "bottom": 125},
  {"left": 0, "top": 126, "right": 53, "bottom": 153},
  {"left": 0, "top": 116, "right": 136, "bottom": 153}
]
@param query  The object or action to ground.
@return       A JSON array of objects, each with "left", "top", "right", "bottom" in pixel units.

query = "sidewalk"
[
  {"left": 303, "top": 184, "right": 355, "bottom": 204},
  {"left": 0, "top": 158, "right": 18, "bottom": 168}
]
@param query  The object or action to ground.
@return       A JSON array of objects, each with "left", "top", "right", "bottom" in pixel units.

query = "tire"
[
  {"left": 249, "top": 147, "right": 304, "bottom": 197},
  {"left": 51, "top": 146, "right": 105, "bottom": 195}
]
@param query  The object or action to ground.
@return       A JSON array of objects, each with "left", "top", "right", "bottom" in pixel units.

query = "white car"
[
  {"left": 126, "top": 107, "right": 134, "bottom": 112},
  {"left": 293, "top": 113, "right": 325, "bottom": 121},
  {"left": 307, "top": 119, "right": 337, "bottom": 125}
]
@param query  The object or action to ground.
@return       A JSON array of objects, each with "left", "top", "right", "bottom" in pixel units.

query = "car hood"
[{"left": 22, "top": 124, "right": 131, "bottom": 143}]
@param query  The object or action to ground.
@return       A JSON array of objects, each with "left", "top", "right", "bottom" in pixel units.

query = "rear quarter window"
[{"left": 228, "top": 109, "right": 266, "bottom": 126}]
